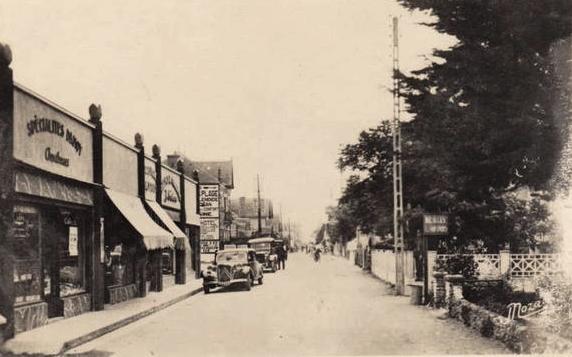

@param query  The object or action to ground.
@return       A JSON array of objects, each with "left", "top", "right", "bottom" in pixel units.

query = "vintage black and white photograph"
[{"left": 1, "top": 1, "right": 572, "bottom": 356}]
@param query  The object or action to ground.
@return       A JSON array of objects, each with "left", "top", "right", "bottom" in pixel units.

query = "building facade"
[{"left": 0, "top": 46, "right": 200, "bottom": 339}]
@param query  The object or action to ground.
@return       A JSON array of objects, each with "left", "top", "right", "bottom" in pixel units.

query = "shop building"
[
  {"left": 0, "top": 51, "right": 103, "bottom": 337},
  {"left": 0, "top": 45, "right": 199, "bottom": 339}
]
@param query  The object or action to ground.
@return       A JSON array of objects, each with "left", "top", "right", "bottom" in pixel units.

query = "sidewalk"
[{"left": 2, "top": 278, "right": 203, "bottom": 356}]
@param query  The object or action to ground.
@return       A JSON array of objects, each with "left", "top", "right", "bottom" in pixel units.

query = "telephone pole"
[
  {"left": 392, "top": 16, "right": 405, "bottom": 295},
  {"left": 257, "top": 174, "right": 262, "bottom": 236}
]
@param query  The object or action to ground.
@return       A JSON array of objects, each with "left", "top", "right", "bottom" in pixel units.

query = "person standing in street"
[
  {"left": 282, "top": 245, "right": 288, "bottom": 270},
  {"left": 277, "top": 244, "right": 286, "bottom": 270}
]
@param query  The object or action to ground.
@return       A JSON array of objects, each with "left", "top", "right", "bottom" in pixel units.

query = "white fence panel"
[{"left": 371, "top": 250, "right": 416, "bottom": 285}]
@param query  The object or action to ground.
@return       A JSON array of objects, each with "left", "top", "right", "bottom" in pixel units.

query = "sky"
[{"left": 0, "top": 0, "right": 454, "bottom": 241}]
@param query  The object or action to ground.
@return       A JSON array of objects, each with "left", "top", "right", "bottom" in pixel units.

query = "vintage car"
[
  {"left": 248, "top": 237, "right": 278, "bottom": 272},
  {"left": 201, "top": 248, "right": 263, "bottom": 294}
]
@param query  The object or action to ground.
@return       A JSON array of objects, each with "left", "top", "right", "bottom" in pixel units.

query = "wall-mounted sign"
[
  {"left": 103, "top": 136, "right": 138, "bottom": 196},
  {"left": 144, "top": 158, "right": 157, "bottom": 201},
  {"left": 13, "top": 87, "right": 93, "bottom": 183},
  {"left": 161, "top": 168, "right": 180, "bottom": 210},
  {"left": 199, "top": 184, "right": 219, "bottom": 218},
  {"left": 184, "top": 179, "right": 200, "bottom": 226},
  {"left": 423, "top": 214, "right": 449, "bottom": 235}
]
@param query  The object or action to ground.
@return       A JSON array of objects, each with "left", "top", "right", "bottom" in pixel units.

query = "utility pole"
[
  {"left": 280, "top": 204, "right": 284, "bottom": 238},
  {"left": 392, "top": 16, "right": 405, "bottom": 295},
  {"left": 257, "top": 174, "right": 262, "bottom": 236}
]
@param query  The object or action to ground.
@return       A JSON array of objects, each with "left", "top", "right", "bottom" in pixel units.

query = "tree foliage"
[{"left": 331, "top": 1, "right": 572, "bottom": 252}]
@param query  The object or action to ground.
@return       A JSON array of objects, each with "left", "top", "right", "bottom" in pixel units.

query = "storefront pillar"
[
  {"left": 151, "top": 145, "right": 163, "bottom": 291},
  {"left": 192, "top": 170, "right": 201, "bottom": 278},
  {"left": 135, "top": 250, "right": 148, "bottom": 298},
  {"left": 135, "top": 134, "right": 148, "bottom": 298},
  {"left": 0, "top": 42, "right": 15, "bottom": 339},
  {"left": 175, "top": 160, "right": 186, "bottom": 285},
  {"left": 89, "top": 104, "right": 105, "bottom": 311},
  {"left": 149, "top": 250, "right": 163, "bottom": 292}
]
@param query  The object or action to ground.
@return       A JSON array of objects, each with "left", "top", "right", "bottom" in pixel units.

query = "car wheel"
[
  {"left": 203, "top": 285, "right": 210, "bottom": 294},
  {"left": 245, "top": 276, "right": 252, "bottom": 291}
]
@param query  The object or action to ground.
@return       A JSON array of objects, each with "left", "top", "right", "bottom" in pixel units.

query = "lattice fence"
[
  {"left": 510, "top": 254, "right": 561, "bottom": 277},
  {"left": 436, "top": 254, "right": 501, "bottom": 278}
]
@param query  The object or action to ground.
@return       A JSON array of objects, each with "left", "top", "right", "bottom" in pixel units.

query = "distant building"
[
  {"left": 166, "top": 154, "right": 234, "bottom": 244},
  {"left": 229, "top": 197, "right": 281, "bottom": 238}
]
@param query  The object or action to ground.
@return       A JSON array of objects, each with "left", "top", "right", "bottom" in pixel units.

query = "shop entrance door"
[{"left": 42, "top": 209, "right": 64, "bottom": 318}]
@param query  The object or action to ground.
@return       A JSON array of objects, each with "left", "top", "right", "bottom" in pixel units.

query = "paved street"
[{"left": 69, "top": 254, "right": 509, "bottom": 356}]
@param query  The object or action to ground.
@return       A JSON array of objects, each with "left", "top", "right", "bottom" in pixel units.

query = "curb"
[{"left": 58, "top": 287, "right": 203, "bottom": 355}]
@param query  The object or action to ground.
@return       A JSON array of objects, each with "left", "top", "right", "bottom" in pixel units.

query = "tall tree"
[{"left": 335, "top": 2, "right": 572, "bottom": 252}]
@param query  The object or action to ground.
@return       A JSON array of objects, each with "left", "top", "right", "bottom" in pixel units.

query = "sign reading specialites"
[{"left": 13, "top": 86, "right": 93, "bottom": 183}]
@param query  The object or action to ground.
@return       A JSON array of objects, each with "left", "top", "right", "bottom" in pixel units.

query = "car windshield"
[
  {"left": 217, "top": 251, "right": 247, "bottom": 263},
  {"left": 252, "top": 242, "right": 271, "bottom": 251}
]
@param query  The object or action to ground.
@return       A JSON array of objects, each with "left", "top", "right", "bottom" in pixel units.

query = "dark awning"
[
  {"left": 146, "top": 200, "right": 190, "bottom": 251},
  {"left": 105, "top": 189, "right": 173, "bottom": 250}
]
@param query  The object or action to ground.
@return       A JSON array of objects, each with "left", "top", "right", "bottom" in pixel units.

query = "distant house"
[{"left": 230, "top": 197, "right": 280, "bottom": 238}]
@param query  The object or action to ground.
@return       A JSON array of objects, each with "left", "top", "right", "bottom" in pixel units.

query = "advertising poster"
[
  {"left": 68, "top": 226, "right": 78, "bottom": 256},
  {"left": 200, "top": 218, "right": 219, "bottom": 241},
  {"left": 199, "top": 184, "right": 219, "bottom": 218}
]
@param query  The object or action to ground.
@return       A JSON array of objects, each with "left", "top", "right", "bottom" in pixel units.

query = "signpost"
[
  {"left": 199, "top": 184, "right": 221, "bottom": 268},
  {"left": 422, "top": 214, "right": 448, "bottom": 304}
]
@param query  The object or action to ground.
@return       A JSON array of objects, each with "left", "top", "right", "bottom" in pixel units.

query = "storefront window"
[
  {"left": 105, "top": 243, "right": 136, "bottom": 287},
  {"left": 59, "top": 224, "right": 86, "bottom": 297},
  {"left": 13, "top": 206, "right": 42, "bottom": 305}
]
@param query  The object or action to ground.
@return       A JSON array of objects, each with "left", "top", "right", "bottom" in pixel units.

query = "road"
[{"left": 69, "top": 253, "right": 509, "bottom": 356}]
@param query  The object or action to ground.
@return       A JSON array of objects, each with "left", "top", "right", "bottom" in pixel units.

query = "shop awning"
[
  {"left": 146, "top": 201, "right": 190, "bottom": 251},
  {"left": 105, "top": 189, "right": 174, "bottom": 250}
]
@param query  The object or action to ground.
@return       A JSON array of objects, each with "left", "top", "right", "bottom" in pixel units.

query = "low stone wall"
[
  {"left": 445, "top": 278, "right": 572, "bottom": 354},
  {"left": 448, "top": 298, "right": 533, "bottom": 352}
]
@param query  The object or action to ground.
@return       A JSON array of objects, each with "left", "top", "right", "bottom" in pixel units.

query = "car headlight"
[{"left": 241, "top": 266, "right": 250, "bottom": 274}]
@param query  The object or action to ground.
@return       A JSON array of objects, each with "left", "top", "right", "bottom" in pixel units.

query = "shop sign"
[
  {"left": 161, "top": 169, "right": 180, "bottom": 210},
  {"left": 423, "top": 214, "right": 448, "bottom": 235},
  {"left": 200, "top": 184, "right": 219, "bottom": 218},
  {"left": 200, "top": 218, "right": 219, "bottom": 241},
  {"left": 184, "top": 179, "right": 200, "bottom": 225},
  {"left": 102, "top": 136, "right": 138, "bottom": 196},
  {"left": 144, "top": 158, "right": 157, "bottom": 201},
  {"left": 13, "top": 87, "right": 93, "bottom": 183}
]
